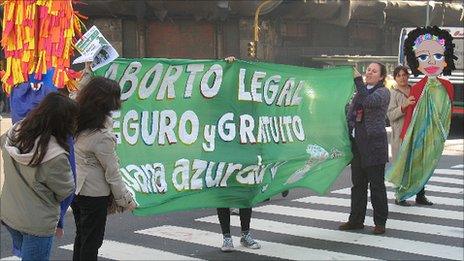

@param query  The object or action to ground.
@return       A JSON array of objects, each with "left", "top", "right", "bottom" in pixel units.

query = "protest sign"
[
  {"left": 94, "top": 58, "right": 354, "bottom": 215},
  {"left": 74, "top": 26, "right": 119, "bottom": 71}
]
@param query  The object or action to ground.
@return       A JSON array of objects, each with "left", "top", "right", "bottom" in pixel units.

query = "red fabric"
[{"left": 400, "top": 76, "right": 454, "bottom": 139}]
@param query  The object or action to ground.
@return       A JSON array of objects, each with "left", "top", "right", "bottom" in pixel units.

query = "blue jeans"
[{"left": 4, "top": 224, "right": 54, "bottom": 261}]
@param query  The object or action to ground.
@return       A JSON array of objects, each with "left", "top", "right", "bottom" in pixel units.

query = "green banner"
[{"left": 94, "top": 58, "right": 354, "bottom": 216}]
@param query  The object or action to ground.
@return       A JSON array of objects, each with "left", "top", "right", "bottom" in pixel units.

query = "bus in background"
[{"left": 398, "top": 27, "right": 464, "bottom": 117}]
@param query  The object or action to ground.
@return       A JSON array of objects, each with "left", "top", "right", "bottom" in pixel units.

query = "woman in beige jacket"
[
  {"left": 387, "top": 65, "right": 433, "bottom": 206},
  {"left": 72, "top": 77, "right": 136, "bottom": 261}
]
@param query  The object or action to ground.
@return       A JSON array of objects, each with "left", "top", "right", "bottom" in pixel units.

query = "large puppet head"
[{"left": 404, "top": 26, "right": 457, "bottom": 77}]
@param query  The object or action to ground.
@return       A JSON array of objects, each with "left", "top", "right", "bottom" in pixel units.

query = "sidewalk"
[{"left": 443, "top": 139, "right": 464, "bottom": 156}]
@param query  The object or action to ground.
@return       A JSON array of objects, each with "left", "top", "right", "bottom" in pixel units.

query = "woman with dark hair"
[
  {"left": 387, "top": 66, "right": 414, "bottom": 206},
  {"left": 386, "top": 26, "right": 457, "bottom": 204},
  {"left": 339, "top": 62, "right": 390, "bottom": 235},
  {"left": 1, "top": 93, "right": 77, "bottom": 260},
  {"left": 72, "top": 76, "right": 136, "bottom": 261}
]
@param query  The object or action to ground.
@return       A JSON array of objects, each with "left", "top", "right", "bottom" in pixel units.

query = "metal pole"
[
  {"left": 254, "top": 0, "right": 273, "bottom": 42},
  {"left": 426, "top": 0, "right": 430, "bottom": 26}
]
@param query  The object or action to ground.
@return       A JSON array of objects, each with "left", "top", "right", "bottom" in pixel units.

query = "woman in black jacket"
[{"left": 339, "top": 62, "right": 390, "bottom": 235}]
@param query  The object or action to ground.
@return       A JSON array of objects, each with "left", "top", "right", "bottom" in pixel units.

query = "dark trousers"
[
  {"left": 217, "top": 208, "right": 252, "bottom": 235},
  {"left": 349, "top": 150, "right": 388, "bottom": 226},
  {"left": 71, "top": 195, "right": 109, "bottom": 261}
]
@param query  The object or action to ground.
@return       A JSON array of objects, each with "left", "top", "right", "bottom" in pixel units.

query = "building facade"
[{"left": 77, "top": 0, "right": 464, "bottom": 68}]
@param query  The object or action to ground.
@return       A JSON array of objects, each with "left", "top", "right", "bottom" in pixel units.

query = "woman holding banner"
[
  {"left": 339, "top": 62, "right": 390, "bottom": 235},
  {"left": 72, "top": 77, "right": 136, "bottom": 260}
]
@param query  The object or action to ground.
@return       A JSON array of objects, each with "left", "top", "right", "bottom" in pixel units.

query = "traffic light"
[{"left": 247, "top": 41, "right": 257, "bottom": 58}]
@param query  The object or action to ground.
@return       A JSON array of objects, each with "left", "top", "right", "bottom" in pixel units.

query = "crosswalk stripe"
[
  {"left": 429, "top": 176, "right": 463, "bottom": 184},
  {"left": 435, "top": 169, "right": 463, "bottom": 175},
  {"left": 60, "top": 240, "right": 202, "bottom": 260},
  {"left": 385, "top": 182, "right": 463, "bottom": 194},
  {"left": 450, "top": 165, "right": 464, "bottom": 169},
  {"left": 0, "top": 256, "right": 20, "bottom": 261},
  {"left": 136, "top": 225, "right": 373, "bottom": 260},
  {"left": 332, "top": 188, "right": 463, "bottom": 207},
  {"left": 197, "top": 216, "right": 464, "bottom": 260},
  {"left": 295, "top": 196, "right": 463, "bottom": 220},
  {"left": 253, "top": 205, "right": 463, "bottom": 238}
]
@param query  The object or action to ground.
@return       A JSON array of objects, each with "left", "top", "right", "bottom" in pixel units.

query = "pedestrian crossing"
[
  {"left": 332, "top": 188, "right": 463, "bottom": 206},
  {"left": 434, "top": 168, "right": 463, "bottom": 176},
  {"left": 196, "top": 216, "right": 462, "bottom": 260},
  {"left": 295, "top": 195, "right": 464, "bottom": 220},
  {"left": 385, "top": 182, "right": 463, "bottom": 194},
  {"left": 136, "top": 226, "right": 373, "bottom": 260},
  {"left": 1, "top": 164, "right": 463, "bottom": 260},
  {"left": 60, "top": 240, "right": 203, "bottom": 260},
  {"left": 429, "top": 175, "right": 463, "bottom": 184},
  {"left": 251, "top": 205, "right": 463, "bottom": 238}
]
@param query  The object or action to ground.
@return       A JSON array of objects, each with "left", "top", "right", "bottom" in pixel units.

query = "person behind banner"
[
  {"left": 339, "top": 62, "right": 390, "bottom": 235},
  {"left": 217, "top": 208, "right": 261, "bottom": 252},
  {"left": 225, "top": 56, "right": 289, "bottom": 205},
  {"left": 0, "top": 93, "right": 78, "bottom": 260},
  {"left": 217, "top": 56, "right": 261, "bottom": 252},
  {"left": 386, "top": 26, "right": 456, "bottom": 205},
  {"left": 72, "top": 77, "right": 136, "bottom": 261}
]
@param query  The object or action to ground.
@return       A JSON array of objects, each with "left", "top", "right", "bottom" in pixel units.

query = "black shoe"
[
  {"left": 338, "top": 222, "right": 364, "bottom": 230},
  {"left": 281, "top": 190, "right": 289, "bottom": 197},
  {"left": 395, "top": 199, "right": 411, "bottom": 206},
  {"left": 416, "top": 196, "right": 433, "bottom": 205}
]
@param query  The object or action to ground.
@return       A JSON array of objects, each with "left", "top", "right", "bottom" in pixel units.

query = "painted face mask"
[{"left": 413, "top": 34, "right": 446, "bottom": 77}]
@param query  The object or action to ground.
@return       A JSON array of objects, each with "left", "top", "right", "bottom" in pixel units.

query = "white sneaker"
[
  {"left": 240, "top": 232, "right": 261, "bottom": 249},
  {"left": 220, "top": 236, "right": 234, "bottom": 252}
]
